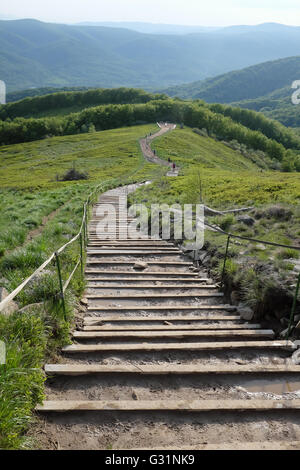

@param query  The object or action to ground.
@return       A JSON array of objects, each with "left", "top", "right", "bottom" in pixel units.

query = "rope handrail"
[
  {"left": 0, "top": 156, "right": 145, "bottom": 314},
  {"left": 203, "top": 221, "right": 300, "bottom": 251}
]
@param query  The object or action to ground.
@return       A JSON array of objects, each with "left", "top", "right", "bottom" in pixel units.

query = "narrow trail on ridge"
[
  {"left": 33, "top": 126, "right": 300, "bottom": 451},
  {"left": 140, "top": 122, "right": 179, "bottom": 175}
]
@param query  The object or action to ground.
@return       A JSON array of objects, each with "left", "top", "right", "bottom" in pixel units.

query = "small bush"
[
  {"left": 58, "top": 168, "right": 89, "bottom": 181},
  {"left": 276, "top": 248, "right": 300, "bottom": 260}
]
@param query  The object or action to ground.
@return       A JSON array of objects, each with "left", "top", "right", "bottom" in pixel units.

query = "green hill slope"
[
  {"left": 1, "top": 91, "right": 300, "bottom": 171},
  {"left": 161, "top": 57, "right": 300, "bottom": 127},
  {"left": 161, "top": 56, "right": 300, "bottom": 102}
]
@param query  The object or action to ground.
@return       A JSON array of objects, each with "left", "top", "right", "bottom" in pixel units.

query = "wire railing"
[
  {"left": 202, "top": 222, "right": 300, "bottom": 340},
  {"left": 0, "top": 157, "right": 147, "bottom": 317}
]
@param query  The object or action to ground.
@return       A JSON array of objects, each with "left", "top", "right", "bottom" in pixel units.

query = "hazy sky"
[{"left": 1, "top": 0, "right": 300, "bottom": 26}]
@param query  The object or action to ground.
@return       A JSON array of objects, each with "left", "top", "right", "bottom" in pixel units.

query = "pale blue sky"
[{"left": 1, "top": 0, "right": 300, "bottom": 26}]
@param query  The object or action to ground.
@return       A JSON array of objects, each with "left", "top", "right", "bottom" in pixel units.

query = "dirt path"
[
  {"left": 140, "top": 122, "right": 178, "bottom": 175},
  {"left": 33, "top": 184, "right": 300, "bottom": 450}
]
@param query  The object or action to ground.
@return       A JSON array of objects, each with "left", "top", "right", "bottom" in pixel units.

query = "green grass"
[
  {"left": 0, "top": 124, "right": 159, "bottom": 190},
  {"left": 132, "top": 127, "right": 300, "bottom": 208},
  {"left": 152, "top": 127, "right": 259, "bottom": 171},
  {"left": 129, "top": 125, "right": 300, "bottom": 318}
]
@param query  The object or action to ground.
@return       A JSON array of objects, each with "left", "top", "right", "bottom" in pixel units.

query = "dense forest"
[{"left": 0, "top": 88, "right": 167, "bottom": 120}]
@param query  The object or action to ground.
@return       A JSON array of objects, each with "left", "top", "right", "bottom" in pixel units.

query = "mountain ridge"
[{"left": 2, "top": 19, "right": 300, "bottom": 92}]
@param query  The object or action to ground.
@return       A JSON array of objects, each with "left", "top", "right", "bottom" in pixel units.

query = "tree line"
[
  {"left": 0, "top": 88, "right": 168, "bottom": 120},
  {"left": 0, "top": 99, "right": 299, "bottom": 170}
]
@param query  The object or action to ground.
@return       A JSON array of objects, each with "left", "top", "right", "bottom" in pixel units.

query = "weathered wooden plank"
[
  {"left": 87, "top": 305, "right": 236, "bottom": 311},
  {"left": 36, "top": 399, "right": 300, "bottom": 412},
  {"left": 82, "top": 324, "right": 261, "bottom": 331},
  {"left": 44, "top": 363, "right": 300, "bottom": 376},
  {"left": 87, "top": 251, "right": 180, "bottom": 255},
  {"left": 84, "top": 315, "right": 240, "bottom": 323},
  {"left": 86, "top": 278, "right": 210, "bottom": 282},
  {"left": 86, "top": 293, "right": 223, "bottom": 299},
  {"left": 86, "top": 284, "right": 218, "bottom": 289},
  {"left": 85, "top": 271, "right": 199, "bottom": 276},
  {"left": 86, "top": 261, "right": 193, "bottom": 265},
  {"left": 62, "top": 340, "right": 295, "bottom": 353},
  {"left": 133, "top": 442, "right": 300, "bottom": 450},
  {"left": 73, "top": 329, "right": 274, "bottom": 339}
]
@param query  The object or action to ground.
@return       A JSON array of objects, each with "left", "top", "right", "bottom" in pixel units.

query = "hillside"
[
  {"left": 161, "top": 57, "right": 300, "bottom": 127},
  {"left": 161, "top": 56, "right": 300, "bottom": 102},
  {"left": 231, "top": 86, "right": 300, "bottom": 128},
  {"left": 1, "top": 88, "right": 300, "bottom": 173},
  {"left": 3, "top": 20, "right": 300, "bottom": 91},
  {"left": 0, "top": 88, "right": 167, "bottom": 119}
]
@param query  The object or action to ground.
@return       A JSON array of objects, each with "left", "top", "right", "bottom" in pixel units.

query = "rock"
[
  {"left": 279, "top": 328, "right": 289, "bottom": 339},
  {"left": 164, "top": 321, "right": 172, "bottom": 326},
  {"left": 132, "top": 390, "right": 138, "bottom": 400},
  {"left": 133, "top": 262, "right": 148, "bottom": 270},
  {"left": 294, "top": 314, "right": 300, "bottom": 323},
  {"left": 202, "top": 256, "right": 211, "bottom": 268},
  {"left": 237, "top": 215, "right": 255, "bottom": 226},
  {"left": 230, "top": 291, "right": 240, "bottom": 306},
  {"left": 199, "top": 252, "right": 208, "bottom": 264},
  {"left": 291, "top": 349, "right": 300, "bottom": 365},
  {"left": 80, "top": 298, "right": 88, "bottom": 306},
  {"left": 256, "top": 244, "right": 266, "bottom": 251},
  {"left": 238, "top": 304, "right": 254, "bottom": 321},
  {"left": 0, "top": 287, "right": 19, "bottom": 317},
  {"left": 18, "top": 302, "right": 44, "bottom": 314}
]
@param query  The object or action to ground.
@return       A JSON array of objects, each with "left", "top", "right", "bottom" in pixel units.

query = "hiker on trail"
[
  {"left": 168, "top": 158, "right": 171, "bottom": 163},
  {"left": 172, "top": 162, "right": 176, "bottom": 171}
]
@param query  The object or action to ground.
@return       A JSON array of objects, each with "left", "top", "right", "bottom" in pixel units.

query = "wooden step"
[
  {"left": 84, "top": 315, "right": 240, "bottom": 323},
  {"left": 86, "top": 293, "right": 223, "bottom": 299},
  {"left": 72, "top": 329, "right": 274, "bottom": 340},
  {"left": 62, "top": 340, "right": 295, "bottom": 353},
  {"left": 87, "top": 242, "right": 171, "bottom": 246},
  {"left": 85, "top": 271, "right": 199, "bottom": 277},
  {"left": 87, "top": 251, "right": 180, "bottom": 255},
  {"left": 86, "top": 284, "right": 218, "bottom": 290},
  {"left": 36, "top": 399, "right": 300, "bottom": 412},
  {"left": 82, "top": 324, "right": 262, "bottom": 331},
  {"left": 44, "top": 363, "right": 300, "bottom": 376},
  {"left": 86, "top": 261, "right": 193, "bottom": 266},
  {"left": 85, "top": 278, "right": 210, "bottom": 282},
  {"left": 133, "top": 442, "right": 300, "bottom": 450},
  {"left": 87, "top": 305, "right": 236, "bottom": 312}
]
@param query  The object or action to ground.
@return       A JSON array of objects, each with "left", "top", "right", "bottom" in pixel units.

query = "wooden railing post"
[
  {"left": 79, "top": 232, "right": 84, "bottom": 279},
  {"left": 221, "top": 235, "right": 231, "bottom": 286},
  {"left": 286, "top": 272, "right": 300, "bottom": 339},
  {"left": 55, "top": 252, "right": 66, "bottom": 320}
]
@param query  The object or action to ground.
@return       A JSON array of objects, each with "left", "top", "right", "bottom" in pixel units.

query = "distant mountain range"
[
  {"left": 160, "top": 56, "right": 300, "bottom": 127},
  {"left": 2, "top": 19, "right": 300, "bottom": 92},
  {"left": 77, "top": 22, "right": 220, "bottom": 35}
]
